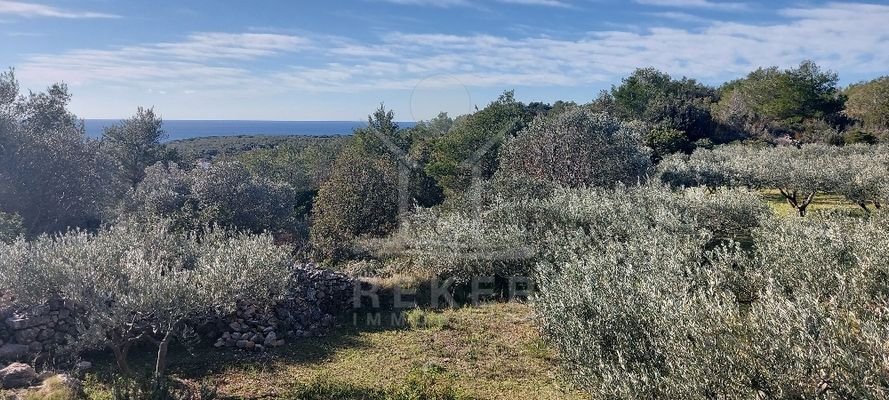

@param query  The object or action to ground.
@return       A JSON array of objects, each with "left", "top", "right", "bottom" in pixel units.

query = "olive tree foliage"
[
  {"left": 844, "top": 76, "right": 889, "bottom": 136},
  {"left": 660, "top": 144, "right": 889, "bottom": 215},
  {"left": 535, "top": 194, "right": 889, "bottom": 398},
  {"left": 0, "top": 211, "right": 24, "bottom": 243},
  {"left": 0, "top": 70, "right": 114, "bottom": 235},
  {"left": 117, "top": 160, "right": 298, "bottom": 233},
  {"left": 0, "top": 220, "right": 292, "bottom": 378},
  {"left": 101, "top": 107, "right": 170, "bottom": 189},
  {"left": 373, "top": 200, "right": 533, "bottom": 284},
  {"left": 189, "top": 160, "right": 298, "bottom": 233},
  {"left": 498, "top": 108, "right": 652, "bottom": 188},
  {"left": 375, "top": 183, "right": 767, "bottom": 284}
]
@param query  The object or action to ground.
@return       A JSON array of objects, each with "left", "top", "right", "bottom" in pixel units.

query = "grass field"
[
  {"left": 759, "top": 189, "right": 864, "bottom": 217},
  {"left": 82, "top": 303, "right": 583, "bottom": 400}
]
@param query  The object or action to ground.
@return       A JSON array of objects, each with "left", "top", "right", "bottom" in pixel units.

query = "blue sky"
[{"left": 2, "top": 0, "right": 889, "bottom": 121}]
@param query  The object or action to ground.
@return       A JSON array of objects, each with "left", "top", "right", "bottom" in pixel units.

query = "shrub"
[
  {"left": 535, "top": 206, "right": 889, "bottom": 398},
  {"left": 0, "top": 220, "right": 292, "bottom": 377},
  {"left": 373, "top": 202, "right": 533, "bottom": 284},
  {"left": 534, "top": 206, "right": 723, "bottom": 398},
  {"left": 376, "top": 184, "right": 762, "bottom": 287},
  {"left": 682, "top": 187, "right": 769, "bottom": 239},
  {"left": 425, "top": 91, "right": 530, "bottom": 197},
  {"left": 657, "top": 148, "right": 731, "bottom": 189},
  {"left": 190, "top": 160, "right": 298, "bottom": 233},
  {"left": 843, "top": 129, "right": 879, "bottom": 145},
  {"left": 644, "top": 125, "right": 692, "bottom": 161},
  {"left": 499, "top": 108, "right": 651, "bottom": 188},
  {"left": 311, "top": 148, "right": 400, "bottom": 263},
  {"left": 120, "top": 160, "right": 300, "bottom": 234}
]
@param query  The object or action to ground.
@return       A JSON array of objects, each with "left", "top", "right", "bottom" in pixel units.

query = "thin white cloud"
[
  {"left": 15, "top": 2, "right": 889, "bottom": 97},
  {"left": 646, "top": 11, "right": 712, "bottom": 23},
  {"left": 635, "top": 0, "right": 748, "bottom": 11},
  {"left": 18, "top": 32, "right": 309, "bottom": 88},
  {"left": 497, "top": 0, "right": 572, "bottom": 7},
  {"left": 0, "top": 0, "right": 119, "bottom": 19}
]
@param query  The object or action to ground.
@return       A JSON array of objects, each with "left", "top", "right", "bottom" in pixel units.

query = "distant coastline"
[{"left": 83, "top": 120, "right": 418, "bottom": 141}]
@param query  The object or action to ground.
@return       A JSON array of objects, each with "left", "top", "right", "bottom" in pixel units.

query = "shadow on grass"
[{"left": 83, "top": 310, "right": 405, "bottom": 389}]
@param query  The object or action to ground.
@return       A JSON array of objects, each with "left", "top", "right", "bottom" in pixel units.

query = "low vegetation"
[{"left": 2, "top": 61, "right": 889, "bottom": 399}]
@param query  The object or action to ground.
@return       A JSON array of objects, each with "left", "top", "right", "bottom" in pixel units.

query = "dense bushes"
[
  {"left": 0, "top": 71, "right": 115, "bottom": 235},
  {"left": 0, "top": 220, "right": 292, "bottom": 376},
  {"left": 310, "top": 148, "right": 400, "bottom": 262},
  {"left": 715, "top": 61, "right": 846, "bottom": 138},
  {"left": 374, "top": 193, "right": 534, "bottom": 284},
  {"left": 498, "top": 108, "right": 652, "bottom": 188},
  {"left": 425, "top": 91, "right": 531, "bottom": 196},
  {"left": 611, "top": 68, "right": 718, "bottom": 143},
  {"left": 535, "top": 196, "right": 889, "bottom": 398},
  {"left": 845, "top": 76, "right": 889, "bottom": 136},
  {"left": 376, "top": 183, "right": 767, "bottom": 284},
  {"left": 119, "top": 160, "right": 299, "bottom": 234}
]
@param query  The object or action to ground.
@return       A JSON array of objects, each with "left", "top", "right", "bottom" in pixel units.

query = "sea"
[{"left": 83, "top": 120, "right": 418, "bottom": 141}]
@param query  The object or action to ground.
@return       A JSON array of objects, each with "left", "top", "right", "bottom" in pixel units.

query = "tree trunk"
[
  {"left": 111, "top": 343, "right": 133, "bottom": 376},
  {"left": 155, "top": 330, "right": 174, "bottom": 378},
  {"left": 857, "top": 202, "right": 871, "bottom": 213},
  {"left": 797, "top": 191, "right": 816, "bottom": 217}
]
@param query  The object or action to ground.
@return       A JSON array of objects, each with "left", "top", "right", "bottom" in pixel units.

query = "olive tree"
[
  {"left": 377, "top": 183, "right": 765, "bottom": 287},
  {"left": 832, "top": 149, "right": 889, "bottom": 211},
  {"left": 658, "top": 148, "right": 732, "bottom": 189},
  {"left": 190, "top": 160, "right": 298, "bottom": 233},
  {"left": 0, "top": 220, "right": 292, "bottom": 377},
  {"left": 535, "top": 191, "right": 889, "bottom": 398},
  {"left": 116, "top": 160, "right": 299, "bottom": 234},
  {"left": 498, "top": 108, "right": 651, "bottom": 188},
  {"left": 533, "top": 186, "right": 736, "bottom": 398},
  {"left": 0, "top": 211, "right": 24, "bottom": 243},
  {"left": 665, "top": 144, "right": 889, "bottom": 215}
]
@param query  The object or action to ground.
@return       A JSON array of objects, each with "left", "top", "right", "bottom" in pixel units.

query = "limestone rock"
[{"left": 0, "top": 362, "right": 36, "bottom": 389}]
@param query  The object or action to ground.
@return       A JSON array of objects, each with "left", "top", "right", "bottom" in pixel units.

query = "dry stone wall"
[
  {"left": 208, "top": 264, "right": 354, "bottom": 350},
  {"left": 0, "top": 264, "right": 356, "bottom": 362},
  {"left": 0, "top": 298, "right": 77, "bottom": 362}
]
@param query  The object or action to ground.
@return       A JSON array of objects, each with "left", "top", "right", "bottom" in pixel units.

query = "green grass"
[
  {"left": 404, "top": 309, "right": 451, "bottom": 331},
  {"left": 81, "top": 303, "right": 583, "bottom": 400},
  {"left": 760, "top": 189, "right": 865, "bottom": 217}
]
